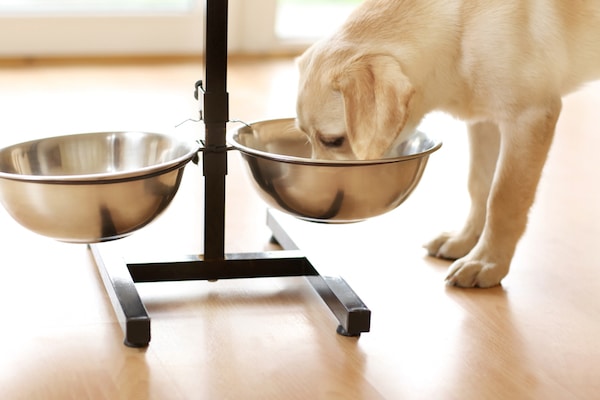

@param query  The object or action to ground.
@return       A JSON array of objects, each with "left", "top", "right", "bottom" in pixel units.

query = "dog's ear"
[{"left": 335, "top": 54, "right": 414, "bottom": 160}]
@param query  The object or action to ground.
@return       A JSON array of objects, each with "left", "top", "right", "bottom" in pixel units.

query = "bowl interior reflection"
[
  {"left": 0, "top": 131, "right": 199, "bottom": 242},
  {"left": 228, "top": 118, "right": 441, "bottom": 223}
]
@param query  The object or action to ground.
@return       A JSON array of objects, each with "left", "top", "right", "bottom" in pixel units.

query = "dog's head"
[{"left": 296, "top": 45, "right": 415, "bottom": 160}]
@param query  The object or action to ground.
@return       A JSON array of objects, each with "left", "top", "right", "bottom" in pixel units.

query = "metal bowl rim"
[
  {"left": 0, "top": 131, "right": 201, "bottom": 183},
  {"left": 227, "top": 118, "right": 442, "bottom": 166}
]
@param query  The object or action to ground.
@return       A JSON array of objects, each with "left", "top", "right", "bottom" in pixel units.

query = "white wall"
[
  {"left": 0, "top": 12, "right": 204, "bottom": 57},
  {"left": 0, "top": 0, "right": 306, "bottom": 58}
]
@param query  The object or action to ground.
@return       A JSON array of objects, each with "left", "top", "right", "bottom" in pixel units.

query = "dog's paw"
[
  {"left": 445, "top": 257, "right": 507, "bottom": 288},
  {"left": 424, "top": 232, "right": 478, "bottom": 260}
]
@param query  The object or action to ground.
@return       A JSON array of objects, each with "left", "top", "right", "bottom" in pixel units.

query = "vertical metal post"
[{"left": 203, "top": 0, "right": 229, "bottom": 260}]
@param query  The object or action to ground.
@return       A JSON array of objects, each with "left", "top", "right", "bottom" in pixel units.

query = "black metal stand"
[{"left": 89, "top": 0, "right": 370, "bottom": 347}]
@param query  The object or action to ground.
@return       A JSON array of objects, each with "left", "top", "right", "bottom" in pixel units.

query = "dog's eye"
[{"left": 318, "top": 136, "right": 345, "bottom": 148}]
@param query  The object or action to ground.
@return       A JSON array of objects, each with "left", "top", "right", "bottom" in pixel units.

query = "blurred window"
[
  {"left": 276, "top": 0, "right": 361, "bottom": 40},
  {"left": 0, "top": 0, "right": 193, "bottom": 14},
  {"left": 0, "top": 0, "right": 202, "bottom": 57}
]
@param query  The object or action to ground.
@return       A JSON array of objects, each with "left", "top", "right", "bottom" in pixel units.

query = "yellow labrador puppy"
[{"left": 296, "top": 0, "right": 600, "bottom": 287}]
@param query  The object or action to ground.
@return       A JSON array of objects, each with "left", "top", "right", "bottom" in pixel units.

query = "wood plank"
[{"left": 0, "top": 57, "right": 598, "bottom": 399}]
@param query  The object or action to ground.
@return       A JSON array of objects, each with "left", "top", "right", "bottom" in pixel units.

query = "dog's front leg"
[
  {"left": 445, "top": 99, "right": 561, "bottom": 287},
  {"left": 425, "top": 121, "right": 500, "bottom": 259}
]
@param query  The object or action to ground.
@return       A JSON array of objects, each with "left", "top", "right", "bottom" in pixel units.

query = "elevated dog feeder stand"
[{"left": 89, "top": 0, "right": 371, "bottom": 347}]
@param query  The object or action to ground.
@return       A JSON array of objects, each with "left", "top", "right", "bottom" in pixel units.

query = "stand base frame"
[{"left": 90, "top": 210, "right": 371, "bottom": 347}]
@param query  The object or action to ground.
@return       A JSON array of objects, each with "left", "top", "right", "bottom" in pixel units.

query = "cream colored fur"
[{"left": 296, "top": 0, "right": 600, "bottom": 287}]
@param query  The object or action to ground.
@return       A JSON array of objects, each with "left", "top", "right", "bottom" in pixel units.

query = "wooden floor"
[{"left": 0, "top": 56, "right": 598, "bottom": 399}]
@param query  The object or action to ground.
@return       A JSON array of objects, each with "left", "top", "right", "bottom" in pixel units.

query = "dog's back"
[
  {"left": 457, "top": 1, "right": 600, "bottom": 94},
  {"left": 329, "top": 0, "right": 600, "bottom": 117}
]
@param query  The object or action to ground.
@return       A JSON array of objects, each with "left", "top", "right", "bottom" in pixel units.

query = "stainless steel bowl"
[
  {"left": 0, "top": 131, "right": 199, "bottom": 243},
  {"left": 228, "top": 118, "right": 442, "bottom": 223}
]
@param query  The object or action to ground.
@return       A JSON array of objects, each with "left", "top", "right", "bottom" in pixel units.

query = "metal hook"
[
  {"left": 174, "top": 111, "right": 204, "bottom": 128},
  {"left": 176, "top": 79, "right": 206, "bottom": 128},
  {"left": 228, "top": 119, "right": 251, "bottom": 128}
]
